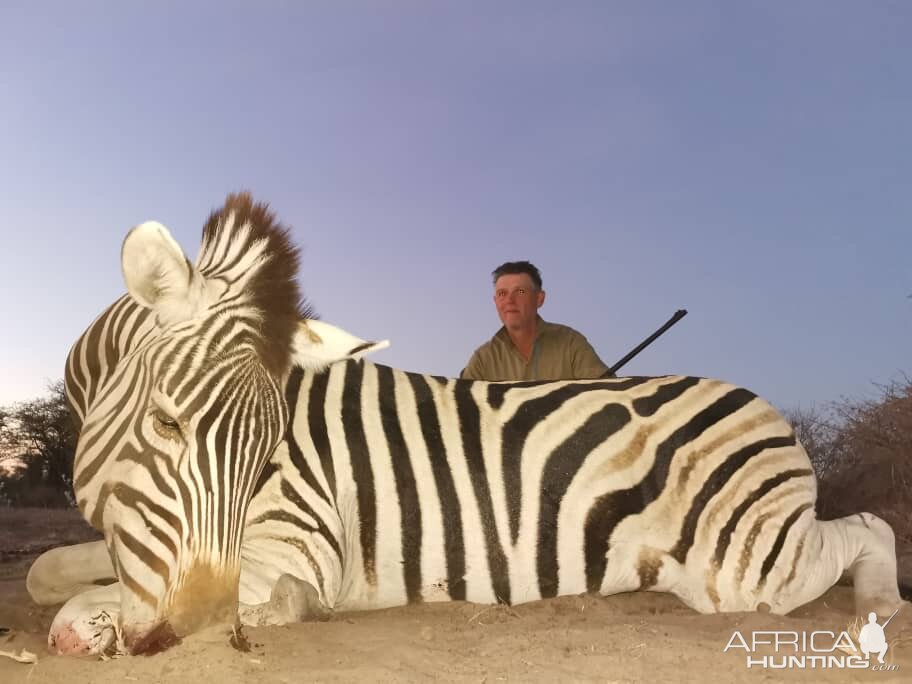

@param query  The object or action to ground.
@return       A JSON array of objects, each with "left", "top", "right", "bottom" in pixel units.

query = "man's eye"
[{"left": 517, "top": 288, "right": 526, "bottom": 295}]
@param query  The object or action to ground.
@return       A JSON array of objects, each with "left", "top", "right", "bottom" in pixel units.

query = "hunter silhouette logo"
[
  {"left": 723, "top": 608, "right": 901, "bottom": 671},
  {"left": 859, "top": 611, "right": 894, "bottom": 664}
]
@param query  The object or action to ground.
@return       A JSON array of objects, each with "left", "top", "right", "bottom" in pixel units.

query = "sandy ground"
[{"left": 1, "top": 507, "right": 909, "bottom": 683}]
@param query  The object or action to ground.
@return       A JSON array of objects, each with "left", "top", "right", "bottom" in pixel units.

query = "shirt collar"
[{"left": 494, "top": 315, "right": 548, "bottom": 344}]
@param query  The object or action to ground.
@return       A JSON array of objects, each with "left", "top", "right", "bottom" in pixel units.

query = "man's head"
[{"left": 491, "top": 261, "right": 545, "bottom": 331}]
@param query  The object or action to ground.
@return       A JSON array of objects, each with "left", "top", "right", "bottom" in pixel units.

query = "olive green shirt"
[{"left": 461, "top": 317, "right": 611, "bottom": 381}]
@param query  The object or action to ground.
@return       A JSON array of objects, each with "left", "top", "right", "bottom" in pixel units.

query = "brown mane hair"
[{"left": 200, "top": 192, "right": 316, "bottom": 376}]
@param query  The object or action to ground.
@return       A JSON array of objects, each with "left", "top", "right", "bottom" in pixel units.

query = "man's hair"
[{"left": 492, "top": 261, "right": 543, "bottom": 290}]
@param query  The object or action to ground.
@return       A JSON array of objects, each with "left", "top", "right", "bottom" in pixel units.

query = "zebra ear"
[
  {"left": 121, "top": 221, "right": 208, "bottom": 326},
  {"left": 292, "top": 320, "right": 390, "bottom": 370}
]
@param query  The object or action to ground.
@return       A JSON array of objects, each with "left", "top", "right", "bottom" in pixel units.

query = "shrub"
[{"left": 786, "top": 377, "right": 912, "bottom": 545}]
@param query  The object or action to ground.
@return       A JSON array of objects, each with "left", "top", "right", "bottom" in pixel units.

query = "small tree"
[
  {"left": 0, "top": 381, "right": 77, "bottom": 507},
  {"left": 781, "top": 404, "right": 845, "bottom": 481},
  {"left": 788, "top": 377, "right": 912, "bottom": 544}
]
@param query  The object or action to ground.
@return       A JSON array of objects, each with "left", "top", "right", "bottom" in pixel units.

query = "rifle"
[
  {"left": 880, "top": 607, "right": 900, "bottom": 630},
  {"left": 605, "top": 309, "right": 688, "bottom": 376}
]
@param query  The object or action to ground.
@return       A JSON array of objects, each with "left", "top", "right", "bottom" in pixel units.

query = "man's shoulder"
[
  {"left": 463, "top": 329, "right": 512, "bottom": 380},
  {"left": 539, "top": 319, "right": 588, "bottom": 341},
  {"left": 469, "top": 328, "right": 510, "bottom": 357}
]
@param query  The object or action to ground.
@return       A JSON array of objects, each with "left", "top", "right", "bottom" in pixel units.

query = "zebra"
[{"left": 27, "top": 193, "right": 902, "bottom": 656}]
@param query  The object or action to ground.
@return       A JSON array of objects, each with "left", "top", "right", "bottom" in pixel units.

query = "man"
[
  {"left": 461, "top": 261, "right": 611, "bottom": 381},
  {"left": 858, "top": 611, "right": 890, "bottom": 664}
]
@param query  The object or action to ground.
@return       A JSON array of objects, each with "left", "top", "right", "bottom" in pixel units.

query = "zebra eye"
[{"left": 151, "top": 411, "right": 182, "bottom": 441}]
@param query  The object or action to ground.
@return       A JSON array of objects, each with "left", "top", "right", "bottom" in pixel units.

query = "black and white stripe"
[
  {"left": 240, "top": 361, "right": 829, "bottom": 616},
  {"left": 47, "top": 195, "right": 899, "bottom": 656}
]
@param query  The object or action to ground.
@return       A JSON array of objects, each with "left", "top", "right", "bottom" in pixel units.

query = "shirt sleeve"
[{"left": 569, "top": 332, "right": 612, "bottom": 379}]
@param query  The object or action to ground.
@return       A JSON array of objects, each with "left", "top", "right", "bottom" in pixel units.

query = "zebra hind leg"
[
  {"left": 238, "top": 574, "right": 332, "bottom": 626},
  {"left": 843, "top": 513, "right": 904, "bottom": 617},
  {"left": 791, "top": 513, "right": 903, "bottom": 617}
]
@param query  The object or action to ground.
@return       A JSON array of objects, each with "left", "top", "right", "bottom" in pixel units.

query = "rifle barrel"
[{"left": 607, "top": 309, "right": 688, "bottom": 375}]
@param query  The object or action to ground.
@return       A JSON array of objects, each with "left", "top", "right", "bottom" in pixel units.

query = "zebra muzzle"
[
  {"left": 165, "top": 562, "right": 241, "bottom": 637},
  {"left": 123, "top": 620, "right": 182, "bottom": 655}
]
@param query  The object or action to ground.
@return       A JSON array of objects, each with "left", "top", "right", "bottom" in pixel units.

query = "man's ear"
[
  {"left": 537, "top": 288, "right": 546, "bottom": 308},
  {"left": 292, "top": 319, "right": 390, "bottom": 370}
]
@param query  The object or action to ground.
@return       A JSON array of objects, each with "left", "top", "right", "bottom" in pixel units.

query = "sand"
[{"left": 2, "top": 508, "right": 909, "bottom": 683}]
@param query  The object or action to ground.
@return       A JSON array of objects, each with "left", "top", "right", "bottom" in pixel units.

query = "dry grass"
[{"left": 0, "top": 507, "right": 100, "bottom": 561}]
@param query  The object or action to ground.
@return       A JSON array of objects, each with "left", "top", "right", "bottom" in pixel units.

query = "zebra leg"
[
  {"left": 775, "top": 512, "right": 902, "bottom": 616},
  {"left": 841, "top": 513, "right": 903, "bottom": 616},
  {"left": 238, "top": 573, "right": 332, "bottom": 626},
  {"left": 45, "top": 574, "right": 333, "bottom": 656},
  {"left": 27, "top": 540, "right": 114, "bottom": 605},
  {"left": 47, "top": 583, "right": 121, "bottom": 656},
  {"left": 634, "top": 512, "right": 901, "bottom": 617}
]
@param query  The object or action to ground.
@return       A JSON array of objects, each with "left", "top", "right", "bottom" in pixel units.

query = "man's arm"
[{"left": 569, "top": 331, "right": 612, "bottom": 379}]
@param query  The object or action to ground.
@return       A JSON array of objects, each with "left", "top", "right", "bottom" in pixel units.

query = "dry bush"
[
  {"left": 0, "top": 380, "right": 77, "bottom": 507},
  {"left": 786, "top": 377, "right": 912, "bottom": 545}
]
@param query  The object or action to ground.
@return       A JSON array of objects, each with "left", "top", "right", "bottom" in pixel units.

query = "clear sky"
[{"left": 1, "top": 1, "right": 909, "bottom": 411}]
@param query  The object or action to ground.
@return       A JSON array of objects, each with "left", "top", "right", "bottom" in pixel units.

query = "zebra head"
[{"left": 69, "top": 194, "right": 387, "bottom": 653}]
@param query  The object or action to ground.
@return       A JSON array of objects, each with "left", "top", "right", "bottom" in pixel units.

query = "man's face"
[{"left": 494, "top": 273, "right": 545, "bottom": 330}]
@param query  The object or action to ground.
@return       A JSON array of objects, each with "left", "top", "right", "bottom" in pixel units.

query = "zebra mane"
[{"left": 198, "top": 192, "right": 317, "bottom": 376}]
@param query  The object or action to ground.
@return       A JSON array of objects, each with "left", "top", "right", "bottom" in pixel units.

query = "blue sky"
[{"left": 1, "top": 1, "right": 909, "bottom": 411}]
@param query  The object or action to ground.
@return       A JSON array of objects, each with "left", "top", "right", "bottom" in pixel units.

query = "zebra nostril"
[{"left": 126, "top": 620, "right": 182, "bottom": 655}]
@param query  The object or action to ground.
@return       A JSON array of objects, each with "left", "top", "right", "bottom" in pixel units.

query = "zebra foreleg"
[
  {"left": 46, "top": 574, "right": 333, "bottom": 656},
  {"left": 27, "top": 541, "right": 114, "bottom": 606},
  {"left": 47, "top": 583, "right": 121, "bottom": 656},
  {"left": 238, "top": 573, "right": 333, "bottom": 626}
]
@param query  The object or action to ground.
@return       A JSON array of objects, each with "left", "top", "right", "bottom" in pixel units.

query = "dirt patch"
[
  {"left": 2, "top": 508, "right": 910, "bottom": 683},
  {"left": 0, "top": 508, "right": 101, "bottom": 572}
]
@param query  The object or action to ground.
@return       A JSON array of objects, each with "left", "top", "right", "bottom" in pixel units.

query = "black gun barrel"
[{"left": 606, "top": 309, "right": 688, "bottom": 376}]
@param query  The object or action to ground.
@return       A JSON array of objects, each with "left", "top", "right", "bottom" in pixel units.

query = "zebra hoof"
[
  {"left": 47, "top": 584, "right": 122, "bottom": 657},
  {"left": 272, "top": 573, "right": 332, "bottom": 622},
  {"left": 855, "top": 592, "right": 904, "bottom": 620},
  {"left": 851, "top": 514, "right": 902, "bottom": 618},
  {"left": 239, "top": 574, "right": 331, "bottom": 626},
  {"left": 49, "top": 609, "right": 119, "bottom": 657}
]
